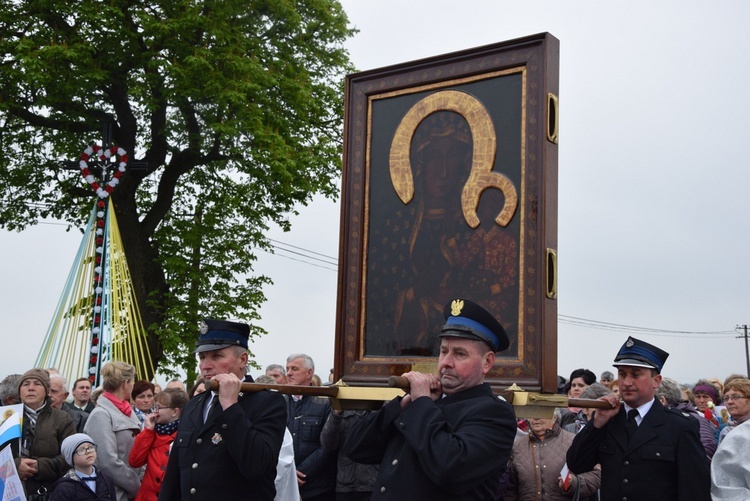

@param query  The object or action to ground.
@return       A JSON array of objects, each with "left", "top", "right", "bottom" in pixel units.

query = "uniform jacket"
[
  {"left": 13, "top": 401, "right": 76, "bottom": 496},
  {"left": 320, "top": 410, "right": 379, "bottom": 493},
  {"left": 285, "top": 394, "right": 337, "bottom": 499},
  {"left": 566, "top": 399, "right": 711, "bottom": 501},
  {"left": 504, "top": 423, "right": 600, "bottom": 501},
  {"left": 50, "top": 467, "right": 117, "bottom": 500},
  {"left": 158, "top": 386, "right": 286, "bottom": 501},
  {"left": 344, "top": 383, "right": 517, "bottom": 501},
  {"left": 84, "top": 396, "right": 143, "bottom": 501},
  {"left": 128, "top": 427, "right": 176, "bottom": 501}
]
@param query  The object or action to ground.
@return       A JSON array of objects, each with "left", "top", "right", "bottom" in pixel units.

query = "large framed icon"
[{"left": 335, "top": 33, "right": 560, "bottom": 393}]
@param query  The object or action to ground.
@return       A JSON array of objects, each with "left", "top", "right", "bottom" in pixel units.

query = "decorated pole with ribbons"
[
  {"left": 78, "top": 145, "right": 128, "bottom": 383},
  {"left": 35, "top": 135, "right": 153, "bottom": 386}
]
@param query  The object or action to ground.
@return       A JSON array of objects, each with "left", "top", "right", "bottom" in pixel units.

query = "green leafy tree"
[{"left": 0, "top": 0, "right": 354, "bottom": 380}]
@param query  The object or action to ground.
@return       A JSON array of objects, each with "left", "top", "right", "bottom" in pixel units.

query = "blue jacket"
[{"left": 285, "top": 394, "right": 337, "bottom": 499}]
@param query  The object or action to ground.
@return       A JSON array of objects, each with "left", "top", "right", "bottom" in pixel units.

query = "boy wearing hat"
[
  {"left": 158, "top": 319, "right": 286, "bottom": 501},
  {"left": 566, "top": 336, "right": 711, "bottom": 501},
  {"left": 343, "top": 298, "right": 517, "bottom": 500},
  {"left": 51, "top": 433, "right": 116, "bottom": 500}
]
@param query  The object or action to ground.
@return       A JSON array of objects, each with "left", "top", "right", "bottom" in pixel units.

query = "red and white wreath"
[{"left": 79, "top": 144, "right": 128, "bottom": 198}]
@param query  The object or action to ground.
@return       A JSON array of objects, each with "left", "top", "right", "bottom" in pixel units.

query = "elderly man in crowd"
[
  {"left": 159, "top": 319, "right": 286, "bottom": 501},
  {"left": 48, "top": 373, "right": 88, "bottom": 432},
  {"left": 343, "top": 298, "right": 517, "bottom": 500},
  {"left": 265, "top": 364, "right": 288, "bottom": 384},
  {"left": 285, "top": 353, "right": 337, "bottom": 501}
]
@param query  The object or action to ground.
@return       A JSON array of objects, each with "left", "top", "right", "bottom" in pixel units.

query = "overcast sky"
[{"left": 2, "top": 1, "right": 749, "bottom": 387}]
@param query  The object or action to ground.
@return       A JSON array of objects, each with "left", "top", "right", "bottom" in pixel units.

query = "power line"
[
  {"left": 269, "top": 238, "right": 337, "bottom": 262},
  {"left": 560, "top": 315, "right": 736, "bottom": 338},
  {"left": 259, "top": 247, "right": 337, "bottom": 272},
  {"left": 8, "top": 203, "right": 734, "bottom": 337},
  {"left": 268, "top": 240, "right": 337, "bottom": 267}
]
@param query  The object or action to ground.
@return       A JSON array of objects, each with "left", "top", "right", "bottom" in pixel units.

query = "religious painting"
[{"left": 335, "top": 33, "right": 559, "bottom": 393}]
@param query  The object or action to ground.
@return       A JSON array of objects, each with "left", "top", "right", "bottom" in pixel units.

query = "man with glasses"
[{"left": 567, "top": 336, "right": 711, "bottom": 501}]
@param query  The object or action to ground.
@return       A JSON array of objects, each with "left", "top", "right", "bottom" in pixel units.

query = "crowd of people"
[{"left": 1, "top": 303, "right": 749, "bottom": 500}]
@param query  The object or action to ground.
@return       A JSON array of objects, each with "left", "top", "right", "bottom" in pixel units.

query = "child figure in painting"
[
  {"left": 51, "top": 433, "right": 117, "bottom": 500},
  {"left": 128, "top": 387, "right": 187, "bottom": 501}
]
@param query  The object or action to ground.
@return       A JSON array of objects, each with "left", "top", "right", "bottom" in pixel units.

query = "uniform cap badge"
[
  {"left": 450, "top": 299, "right": 464, "bottom": 316},
  {"left": 199, "top": 320, "right": 209, "bottom": 335}
]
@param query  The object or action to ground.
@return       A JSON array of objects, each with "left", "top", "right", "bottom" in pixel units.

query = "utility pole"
[{"left": 737, "top": 325, "right": 750, "bottom": 377}]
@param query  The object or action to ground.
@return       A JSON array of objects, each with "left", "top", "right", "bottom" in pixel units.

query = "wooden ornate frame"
[{"left": 334, "top": 33, "right": 559, "bottom": 393}]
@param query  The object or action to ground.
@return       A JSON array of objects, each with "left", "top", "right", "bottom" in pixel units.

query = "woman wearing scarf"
[
  {"left": 128, "top": 388, "right": 187, "bottom": 501},
  {"left": 13, "top": 368, "right": 76, "bottom": 499},
  {"left": 131, "top": 381, "right": 155, "bottom": 425},
  {"left": 84, "top": 361, "right": 142, "bottom": 501}
]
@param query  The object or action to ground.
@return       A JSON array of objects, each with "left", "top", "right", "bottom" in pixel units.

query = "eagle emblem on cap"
[
  {"left": 626, "top": 337, "right": 634, "bottom": 347},
  {"left": 199, "top": 320, "right": 209, "bottom": 335},
  {"left": 451, "top": 299, "right": 464, "bottom": 316}
]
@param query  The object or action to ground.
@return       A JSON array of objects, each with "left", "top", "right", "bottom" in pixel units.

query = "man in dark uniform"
[
  {"left": 343, "top": 298, "right": 517, "bottom": 500},
  {"left": 566, "top": 336, "right": 711, "bottom": 501},
  {"left": 159, "top": 319, "right": 286, "bottom": 501}
]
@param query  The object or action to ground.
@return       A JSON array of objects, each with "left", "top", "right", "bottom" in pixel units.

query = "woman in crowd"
[
  {"left": 562, "top": 383, "right": 611, "bottom": 435},
  {"left": 694, "top": 379, "right": 729, "bottom": 440},
  {"left": 656, "top": 377, "right": 716, "bottom": 460},
  {"left": 504, "top": 408, "right": 600, "bottom": 501},
  {"left": 187, "top": 377, "right": 206, "bottom": 399},
  {"left": 131, "top": 381, "right": 155, "bottom": 425},
  {"left": 718, "top": 378, "right": 750, "bottom": 443},
  {"left": 15, "top": 368, "right": 76, "bottom": 498},
  {"left": 128, "top": 388, "right": 187, "bottom": 501},
  {"left": 84, "top": 361, "right": 142, "bottom": 501},
  {"left": 608, "top": 379, "right": 620, "bottom": 399},
  {"left": 560, "top": 369, "right": 596, "bottom": 428}
]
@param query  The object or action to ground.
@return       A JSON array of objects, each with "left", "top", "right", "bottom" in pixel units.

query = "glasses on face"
[
  {"left": 75, "top": 445, "right": 97, "bottom": 456},
  {"left": 724, "top": 394, "right": 748, "bottom": 402}
]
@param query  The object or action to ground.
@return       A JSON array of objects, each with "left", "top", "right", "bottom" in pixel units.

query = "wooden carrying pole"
[
  {"left": 204, "top": 380, "right": 404, "bottom": 411},
  {"left": 205, "top": 378, "right": 615, "bottom": 417}
]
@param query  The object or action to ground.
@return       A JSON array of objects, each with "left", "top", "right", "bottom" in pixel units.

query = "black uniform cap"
[
  {"left": 194, "top": 318, "right": 249, "bottom": 353},
  {"left": 438, "top": 298, "right": 509, "bottom": 352}
]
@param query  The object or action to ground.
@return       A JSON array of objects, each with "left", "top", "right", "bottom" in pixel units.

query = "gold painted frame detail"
[{"left": 335, "top": 33, "right": 559, "bottom": 393}]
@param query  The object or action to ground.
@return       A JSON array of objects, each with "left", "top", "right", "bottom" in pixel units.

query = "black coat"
[
  {"left": 158, "top": 385, "right": 286, "bottom": 501},
  {"left": 50, "top": 469, "right": 117, "bottom": 501},
  {"left": 344, "top": 383, "right": 517, "bottom": 500},
  {"left": 60, "top": 402, "right": 88, "bottom": 433},
  {"left": 566, "top": 399, "right": 711, "bottom": 501}
]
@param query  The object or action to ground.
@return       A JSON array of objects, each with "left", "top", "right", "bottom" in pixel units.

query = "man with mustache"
[{"left": 343, "top": 298, "right": 517, "bottom": 500}]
